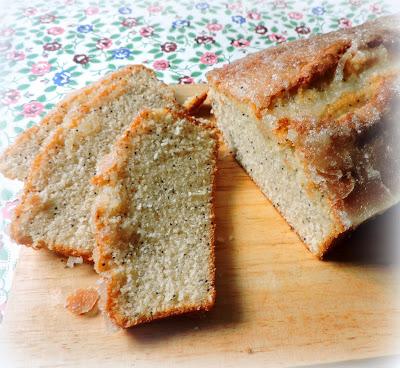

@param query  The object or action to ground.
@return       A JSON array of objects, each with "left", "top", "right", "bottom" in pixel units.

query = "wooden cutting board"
[{"left": 1, "top": 85, "right": 399, "bottom": 368}]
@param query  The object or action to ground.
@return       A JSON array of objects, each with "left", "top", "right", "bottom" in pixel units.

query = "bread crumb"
[
  {"left": 228, "top": 235, "right": 234, "bottom": 241},
  {"left": 66, "top": 256, "right": 83, "bottom": 268},
  {"left": 65, "top": 288, "right": 99, "bottom": 315},
  {"left": 245, "top": 347, "right": 254, "bottom": 354}
]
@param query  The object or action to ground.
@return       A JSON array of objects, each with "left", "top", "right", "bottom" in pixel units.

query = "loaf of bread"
[
  {"left": 92, "top": 108, "right": 218, "bottom": 327},
  {"left": 11, "top": 65, "right": 178, "bottom": 260},
  {"left": 0, "top": 65, "right": 140, "bottom": 181},
  {"left": 207, "top": 15, "right": 400, "bottom": 257}
]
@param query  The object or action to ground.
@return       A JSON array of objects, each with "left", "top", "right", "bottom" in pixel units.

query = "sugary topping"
[{"left": 207, "top": 15, "right": 400, "bottom": 114}]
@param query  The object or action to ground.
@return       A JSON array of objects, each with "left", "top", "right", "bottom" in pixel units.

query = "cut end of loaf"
[
  {"left": 207, "top": 15, "right": 400, "bottom": 257},
  {"left": 93, "top": 108, "right": 218, "bottom": 327},
  {"left": 209, "top": 89, "right": 344, "bottom": 256}
]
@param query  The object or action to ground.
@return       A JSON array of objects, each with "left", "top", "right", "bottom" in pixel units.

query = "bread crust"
[
  {"left": 10, "top": 65, "right": 179, "bottom": 260},
  {"left": 207, "top": 15, "right": 400, "bottom": 256},
  {"left": 0, "top": 65, "right": 150, "bottom": 181},
  {"left": 183, "top": 90, "right": 208, "bottom": 114},
  {"left": 92, "top": 108, "right": 218, "bottom": 327},
  {"left": 207, "top": 15, "right": 399, "bottom": 116}
]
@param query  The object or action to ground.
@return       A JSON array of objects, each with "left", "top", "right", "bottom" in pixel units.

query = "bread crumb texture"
[
  {"left": 11, "top": 65, "right": 178, "bottom": 259},
  {"left": 207, "top": 15, "right": 400, "bottom": 256},
  {"left": 93, "top": 108, "right": 218, "bottom": 327}
]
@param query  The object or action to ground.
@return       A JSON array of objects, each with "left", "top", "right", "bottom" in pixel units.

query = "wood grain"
[{"left": 0, "top": 84, "right": 399, "bottom": 368}]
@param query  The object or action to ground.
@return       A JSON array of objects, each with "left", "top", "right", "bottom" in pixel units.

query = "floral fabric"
[{"left": 0, "top": 0, "right": 395, "bottom": 322}]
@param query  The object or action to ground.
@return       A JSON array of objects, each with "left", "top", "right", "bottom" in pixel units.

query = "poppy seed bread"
[
  {"left": 11, "top": 65, "right": 178, "bottom": 260},
  {"left": 92, "top": 108, "right": 218, "bottom": 327},
  {"left": 0, "top": 65, "right": 142, "bottom": 181},
  {"left": 207, "top": 15, "right": 400, "bottom": 257}
]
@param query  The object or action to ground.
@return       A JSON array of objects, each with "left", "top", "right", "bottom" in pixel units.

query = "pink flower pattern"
[
  {"left": 339, "top": 18, "right": 353, "bottom": 28},
  {"left": 247, "top": 11, "right": 261, "bottom": 20},
  {"left": 85, "top": 6, "right": 99, "bottom": 16},
  {"left": 23, "top": 101, "right": 44, "bottom": 117},
  {"left": 179, "top": 76, "right": 194, "bottom": 84},
  {"left": 200, "top": 51, "right": 218, "bottom": 65},
  {"left": 96, "top": 37, "right": 112, "bottom": 50},
  {"left": 31, "top": 61, "right": 51, "bottom": 75},
  {"left": 232, "top": 39, "right": 250, "bottom": 48},
  {"left": 1, "top": 89, "right": 20, "bottom": 105},
  {"left": 140, "top": 26, "right": 154, "bottom": 37},
  {"left": 288, "top": 11, "right": 303, "bottom": 20},
  {"left": 226, "top": 2, "right": 242, "bottom": 11},
  {"left": 6, "top": 51, "right": 25, "bottom": 61},
  {"left": 269, "top": 33, "right": 287, "bottom": 43},
  {"left": 153, "top": 59, "right": 170, "bottom": 70},
  {"left": 207, "top": 23, "right": 223, "bottom": 32},
  {"left": 47, "top": 27, "right": 64, "bottom": 35},
  {"left": 147, "top": 5, "right": 163, "bottom": 13}
]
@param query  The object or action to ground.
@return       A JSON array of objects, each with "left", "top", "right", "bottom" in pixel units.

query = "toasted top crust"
[{"left": 207, "top": 14, "right": 400, "bottom": 116}]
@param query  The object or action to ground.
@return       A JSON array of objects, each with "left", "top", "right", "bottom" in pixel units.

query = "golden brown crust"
[
  {"left": 11, "top": 65, "right": 178, "bottom": 260},
  {"left": 183, "top": 90, "right": 208, "bottom": 115},
  {"left": 207, "top": 15, "right": 399, "bottom": 115},
  {"left": 92, "top": 108, "right": 218, "bottom": 327}
]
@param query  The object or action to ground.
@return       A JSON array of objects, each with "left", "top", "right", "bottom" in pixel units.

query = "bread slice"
[
  {"left": 0, "top": 65, "right": 139, "bottom": 181},
  {"left": 207, "top": 15, "right": 400, "bottom": 258},
  {"left": 92, "top": 108, "right": 218, "bottom": 327},
  {"left": 11, "top": 65, "right": 179, "bottom": 260}
]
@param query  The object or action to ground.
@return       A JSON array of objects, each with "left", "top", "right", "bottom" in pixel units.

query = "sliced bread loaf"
[
  {"left": 0, "top": 65, "right": 139, "bottom": 181},
  {"left": 92, "top": 108, "right": 218, "bottom": 327},
  {"left": 207, "top": 15, "right": 400, "bottom": 257},
  {"left": 11, "top": 65, "right": 178, "bottom": 260}
]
